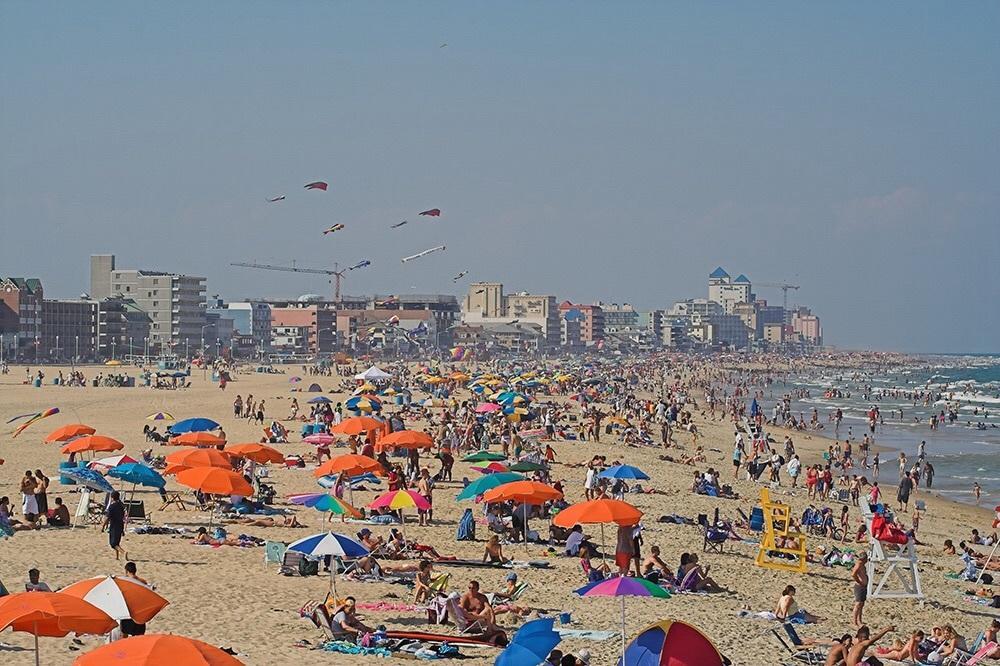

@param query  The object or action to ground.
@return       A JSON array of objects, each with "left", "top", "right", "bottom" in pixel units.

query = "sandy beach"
[{"left": 1, "top": 361, "right": 997, "bottom": 666}]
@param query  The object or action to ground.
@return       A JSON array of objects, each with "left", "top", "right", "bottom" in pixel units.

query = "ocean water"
[{"left": 779, "top": 355, "right": 999, "bottom": 507}]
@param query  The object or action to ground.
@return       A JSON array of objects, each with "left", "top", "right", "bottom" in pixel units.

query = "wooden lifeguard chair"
[
  {"left": 754, "top": 488, "right": 808, "bottom": 573},
  {"left": 858, "top": 502, "right": 923, "bottom": 599}
]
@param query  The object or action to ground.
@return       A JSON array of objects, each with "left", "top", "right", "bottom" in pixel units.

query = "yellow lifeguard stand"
[{"left": 754, "top": 488, "right": 808, "bottom": 573}]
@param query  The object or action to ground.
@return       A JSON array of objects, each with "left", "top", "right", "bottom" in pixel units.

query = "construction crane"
[
  {"left": 755, "top": 282, "right": 800, "bottom": 310},
  {"left": 230, "top": 261, "right": 347, "bottom": 302}
]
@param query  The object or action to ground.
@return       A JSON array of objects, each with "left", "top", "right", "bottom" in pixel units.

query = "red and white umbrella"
[{"left": 88, "top": 454, "right": 139, "bottom": 470}]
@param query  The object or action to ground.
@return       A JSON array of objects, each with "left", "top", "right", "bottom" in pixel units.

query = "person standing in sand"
[
  {"left": 851, "top": 552, "right": 868, "bottom": 628},
  {"left": 102, "top": 491, "right": 128, "bottom": 561},
  {"left": 20, "top": 471, "right": 38, "bottom": 525}
]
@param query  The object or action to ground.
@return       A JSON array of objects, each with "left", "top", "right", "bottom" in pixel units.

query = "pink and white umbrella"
[
  {"left": 303, "top": 434, "right": 335, "bottom": 446},
  {"left": 88, "top": 454, "right": 139, "bottom": 470},
  {"left": 475, "top": 403, "right": 502, "bottom": 413}
]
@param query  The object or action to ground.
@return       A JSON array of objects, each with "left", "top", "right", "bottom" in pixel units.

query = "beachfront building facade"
[
  {"left": 707, "top": 267, "right": 753, "bottom": 314},
  {"left": 337, "top": 309, "right": 435, "bottom": 353},
  {"left": 463, "top": 282, "right": 504, "bottom": 319},
  {"left": 89, "top": 254, "right": 206, "bottom": 356},
  {"left": 791, "top": 307, "right": 823, "bottom": 346},
  {"left": 269, "top": 304, "right": 337, "bottom": 355},
  {"left": 558, "top": 301, "right": 604, "bottom": 345},
  {"left": 462, "top": 283, "right": 561, "bottom": 350},
  {"left": 369, "top": 294, "right": 461, "bottom": 348},
  {"left": 0, "top": 277, "right": 43, "bottom": 362}
]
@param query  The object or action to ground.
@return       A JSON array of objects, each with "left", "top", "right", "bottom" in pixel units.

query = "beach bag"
[{"left": 456, "top": 508, "right": 476, "bottom": 541}]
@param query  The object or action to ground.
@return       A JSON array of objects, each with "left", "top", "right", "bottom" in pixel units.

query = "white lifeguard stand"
[{"left": 859, "top": 503, "right": 923, "bottom": 599}]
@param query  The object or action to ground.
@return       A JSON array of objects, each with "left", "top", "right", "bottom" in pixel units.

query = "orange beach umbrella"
[
  {"left": 163, "top": 448, "right": 232, "bottom": 474},
  {"left": 168, "top": 432, "right": 226, "bottom": 448},
  {"left": 45, "top": 424, "right": 95, "bottom": 443},
  {"left": 175, "top": 467, "right": 252, "bottom": 497},
  {"left": 73, "top": 634, "right": 245, "bottom": 665},
  {"left": 223, "top": 443, "right": 282, "bottom": 464},
  {"left": 377, "top": 430, "right": 433, "bottom": 449},
  {"left": 60, "top": 435, "right": 124, "bottom": 455},
  {"left": 552, "top": 498, "right": 643, "bottom": 528},
  {"left": 313, "top": 453, "right": 382, "bottom": 478},
  {"left": 482, "top": 480, "right": 563, "bottom": 505},
  {"left": 0, "top": 591, "right": 117, "bottom": 666},
  {"left": 330, "top": 416, "right": 383, "bottom": 436}
]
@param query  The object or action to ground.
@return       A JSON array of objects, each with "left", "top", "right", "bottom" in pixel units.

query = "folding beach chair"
[
  {"left": 767, "top": 623, "right": 826, "bottom": 665},
  {"left": 264, "top": 541, "right": 287, "bottom": 569},
  {"left": 700, "top": 509, "right": 728, "bottom": 554}
]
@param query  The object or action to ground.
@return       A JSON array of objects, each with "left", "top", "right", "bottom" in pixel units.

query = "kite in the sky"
[
  {"left": 401, "top": 245, "right": 446, "bottom": 263},
  {"left": 11, "top": 407, "right": 60, "bottom": 439},
  {"left": 390, "top": 220, "right": 409, "bottom": 229},
  {"left": 267, "top": 195, "right": 286, "bottom": 203},
  {"left": 322, "top": 224, "right": 346, "bottom": 235},
  {"left": 304, "top": 181, "right": 329, "bottom": 191},
  {"left": 418, "top": 208, "right": 441, "bottom": 217},
  {"left": 452, "top": 270, "right": 468, "bottom": 282},
  {"left": 348, "top": 260, "right": 371, "bottom": 271},
  {"left": 440, "top": 43, "right": 448, "bottom": 48}
]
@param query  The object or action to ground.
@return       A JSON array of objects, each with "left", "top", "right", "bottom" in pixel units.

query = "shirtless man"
[
  {"left": 641, "top": 545, "right": 669, "bottom": 582},
  {"left": 460, "top": 580, "right": 496, "bottom": 626},
  {"left": 851, "top": 552, "right": 869, "bottom": 627},
  {"left": 846, "top": 625, "right": 894, "bottom": 666},
  {"left": 821, "top": 634, "right": 854, "bottom": 666}
]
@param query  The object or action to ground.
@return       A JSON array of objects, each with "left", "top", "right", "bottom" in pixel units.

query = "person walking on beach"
[
  {"left": 732, "top": 432, "right": 745, "bottom": 480},
  {"left": 897, "top": 472, "right": 913, "bottom": 512},
  {"left": 924, "top": 462, "right": 934, "bottom": 488},
  {"left": 102, "top": 491, "right": 128, "bottom": 561},
  {"left": 851, "top": 552, "right": 869, "bottom": 628},
  {"left": 871, "top": 452, "right": 880, "bottom": 479},
  {"left": 974, "top": 482, "right": 982, "bottom": 504}
]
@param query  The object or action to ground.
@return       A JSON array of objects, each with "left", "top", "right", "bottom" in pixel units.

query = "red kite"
[
  {"left": 418, "top": 208, "right": 441, "bottom": 217},
  {"left": 305, "top": 181, "right": 329, "bottom": 191}
]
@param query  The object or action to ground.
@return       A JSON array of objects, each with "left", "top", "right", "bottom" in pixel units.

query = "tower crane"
[
  {"left": 755, "top": 282, "right": 800, "bottom": 310},
  {"left": 230, "top": 261, "right": 347, "bottom": 302}
]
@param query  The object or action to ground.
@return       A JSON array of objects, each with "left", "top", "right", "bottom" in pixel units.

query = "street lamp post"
[
  {"left": 55, "top": 334, "right": 59, "bottom": 364},
  {"left": 74, "top": 335, "right": 79, "bottom": 370},
  {"left": 111, "top": 339, "right": 116, "bottom": 361},
  {"left": 200, "top": 324, "right": 212, "bottom": 381},
  {"left": 129, "top": 336, "right": 133, "bottom": 364}
]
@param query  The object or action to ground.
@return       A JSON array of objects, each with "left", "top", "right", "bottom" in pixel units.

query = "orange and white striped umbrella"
[{"left": 60, "top": 576, "right": 168, "bottom": 623}]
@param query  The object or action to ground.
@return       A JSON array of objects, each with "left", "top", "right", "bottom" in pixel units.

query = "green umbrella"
[
  {"left": 462, "top": 451, "right": 507, "bottom": 463},
  {"left": 510, "top": 461, "right": 547, "bottom": 473},
  {"left": 456, "top": 472, "right": 526, "bottom": 501}
]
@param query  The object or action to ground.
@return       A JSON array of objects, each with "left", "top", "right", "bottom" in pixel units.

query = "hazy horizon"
[{"left": 2, "top": 3, "right": 997, "bottom": 354}]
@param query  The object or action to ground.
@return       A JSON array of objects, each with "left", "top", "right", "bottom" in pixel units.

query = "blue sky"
[{"left": 1, "top": 2, "right": 997, "bottom": 352}]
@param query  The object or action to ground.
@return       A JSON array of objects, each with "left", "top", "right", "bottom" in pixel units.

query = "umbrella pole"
[
  {"left": 600, "top": 523, "right": 607, "bottom": 566},
  {"left": 524, "top": 511, "right": 529, "bottom": 553},
  {"left": 330, "top": 557, "right": 339, "bottom": 599},
  {"left": 621, "top": 596, "right": 626, "bottom": 664}
]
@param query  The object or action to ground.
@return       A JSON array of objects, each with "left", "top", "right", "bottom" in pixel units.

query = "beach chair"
[
  {"left": 767, "top": 623, "right": 826, "bottom": 665},
  {"left": 700, "top": 509, "right": 728, "bottom": 554},
  {"left": 123, "top": 500, "right": 150, "bottom": 524},
  {"left": 264, "top": 541, "right": 287, "bottom": 569}
]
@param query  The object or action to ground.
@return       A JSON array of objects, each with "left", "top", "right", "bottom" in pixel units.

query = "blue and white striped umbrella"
[
  {"left": 63, "top": 468, "right": 115, "bottom": 493},
  {"left": 287, "top": 531, "right": 368, "bottom": 559}
]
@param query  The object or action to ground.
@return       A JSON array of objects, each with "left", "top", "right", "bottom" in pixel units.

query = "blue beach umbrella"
[
  {"left": 495, "top": 617, "right": 561, "bottom": 666},
  {"left": 307, "top": 396, "right": 332, "bottom": 404},
  {"left": 107, "top": 463, "right": 166, "bottom": 489},
  {"left": 598, "top": 464, "right": 650, "bottom": 481},
  {"left": 62, "top": 468, "right": 115, "bottom": 494},
  {"left": 171, "top": 417, "right": 220, "bottom": 434}
]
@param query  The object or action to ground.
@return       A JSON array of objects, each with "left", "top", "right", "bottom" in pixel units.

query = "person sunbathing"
[
  {"left": 460, "top": 580, "right": 498, "bottom": 627},
  {"left": 876, "top": 630, "right": 924, "bottom": 661},
  {"left": 774, "top": 585, "right": 823, "bottom": 623},
  {"left": 483, "top": 535, "right": 510, "bottom": 564},
  {"left": 357, "top": 528, "right": 384, "bottom": 552},
  {"left": 194, "top": 527, "right": 242, "bottom": 546},
  {"left": 491, "top": 572, "right": 530, "bottom": 617},
  {"left": 234, "top": 514, "right": 304, "bottom": 528}
]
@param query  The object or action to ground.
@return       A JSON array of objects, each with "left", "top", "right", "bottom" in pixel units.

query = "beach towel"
[
  {"left": 456, "top": 508, "right": 475, "bottom": 541},
  {"left": 320, "top": 640, "right": 391, "bottom": 657}
]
